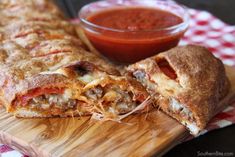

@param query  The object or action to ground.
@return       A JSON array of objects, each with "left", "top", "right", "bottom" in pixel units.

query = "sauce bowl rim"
[{"left": 78, "top": 0, "right": 189, "bottom": 33}]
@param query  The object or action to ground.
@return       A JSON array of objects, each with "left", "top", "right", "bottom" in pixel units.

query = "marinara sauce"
[{"left": 84, "top": 7, "right": 186, "bottom": 63}]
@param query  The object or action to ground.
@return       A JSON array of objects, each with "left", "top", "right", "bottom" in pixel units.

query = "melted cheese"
[
  {"left": 63, "top": 89, "right": 73, "bottom": 99},
  {"left": 182, "top": 121, "right": 200, "bottom": 135},
  {"left": 39, "top": 68, "right": 66, "bottom": 76},
  {"left": 170, "top": 98, "right": 191, "bottom": 116},
  {"left": 78, "top": 74, "right": 96, "bottom": 84},
  {"left": 151, "top": 73, "right": 182, "bottom": 96}
]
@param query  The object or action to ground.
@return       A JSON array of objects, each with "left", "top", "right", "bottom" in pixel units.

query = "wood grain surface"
[{"left": 0, "top": 66, "right": 234, "bottom": 157}]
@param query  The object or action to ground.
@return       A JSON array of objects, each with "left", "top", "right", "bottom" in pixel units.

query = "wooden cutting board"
[{"left": 0, "top": 66, "right": 234, "bottom": 157}]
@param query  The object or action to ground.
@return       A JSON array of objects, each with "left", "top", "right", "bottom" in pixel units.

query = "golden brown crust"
[{"left": 127, "top": 45, "right": 230, "bottom": 133}]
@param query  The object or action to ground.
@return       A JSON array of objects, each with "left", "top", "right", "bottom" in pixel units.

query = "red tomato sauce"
[
  {"left": 84, "top": 7, "right": 186, "bottom": 63},
  {"left": 88, "top": 8, "right": 183, "bottom": 31}
]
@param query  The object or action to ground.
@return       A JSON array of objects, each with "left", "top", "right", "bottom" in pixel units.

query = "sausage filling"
[
  {"left": 168, "top": 98, "right": 199, "bottom": 134},
  {"left": 132, "top": 70, "right": 157, "bottom": 93},
  {"left": 28, "top": 94, "right": 78, "bottom": 113},
  {"left": 19, "top": 85, "right": 138, "bottom": 116},
  {"left": 83, "top": 85, "right": 138, "bottom": 114},
  {"left": 169, "top": 98, "right": 194, "bottom": 122}
]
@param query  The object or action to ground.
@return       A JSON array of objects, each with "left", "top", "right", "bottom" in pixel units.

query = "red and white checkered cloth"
[{"left": 1, "top": 8, "right": 235, "bottom": 157}]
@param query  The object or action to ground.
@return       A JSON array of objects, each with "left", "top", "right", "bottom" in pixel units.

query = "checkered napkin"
[{"left": 1, "top": 8, "right": 235, "bottom": 157}]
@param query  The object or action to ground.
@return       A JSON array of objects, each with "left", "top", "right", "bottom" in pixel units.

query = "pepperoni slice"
[
  {"left": 19, "top": 88, "right": 64, "bottom": 106},
  {"left": 157, "top": 59, "right": 177, "bottom": 80}
]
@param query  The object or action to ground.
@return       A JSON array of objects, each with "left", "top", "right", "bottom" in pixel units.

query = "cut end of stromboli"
[
  {"left": 160, "top": 97, "right": 200, "bottom": 135},
  {"left": 8, "top": 61, "right": 149, "bottom": 120},
  {"left": 127, "top": 45, "right": 230, "bottom": 135}
]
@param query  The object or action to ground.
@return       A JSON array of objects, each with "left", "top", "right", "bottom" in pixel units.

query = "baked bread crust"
[{"left": 127, "top": 45, "right": 230, "bottom": 134}]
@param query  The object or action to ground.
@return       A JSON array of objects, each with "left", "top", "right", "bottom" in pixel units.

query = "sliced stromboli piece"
[
  {"left": 0, "top": 40, "right": 148, "bottom": 119},
  {"left": 0, "top": 61, "right": 148, "bottom": 118},
  {"left": 127, "top": 45, "right": 230, "bottom": 135},
  {"left": 6, "top": 74, "right": 84, "bottom": 117},
  {"left": 49, "top": 61, "right": 148, "bottom": 118}
]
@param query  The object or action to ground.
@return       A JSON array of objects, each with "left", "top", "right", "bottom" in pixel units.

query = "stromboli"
[
  {"left": 0, "top": 0, "right": 231, "bottom": 136},
  {"left": 126, "top": 45, "right": 230, "bottom": 135}
]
